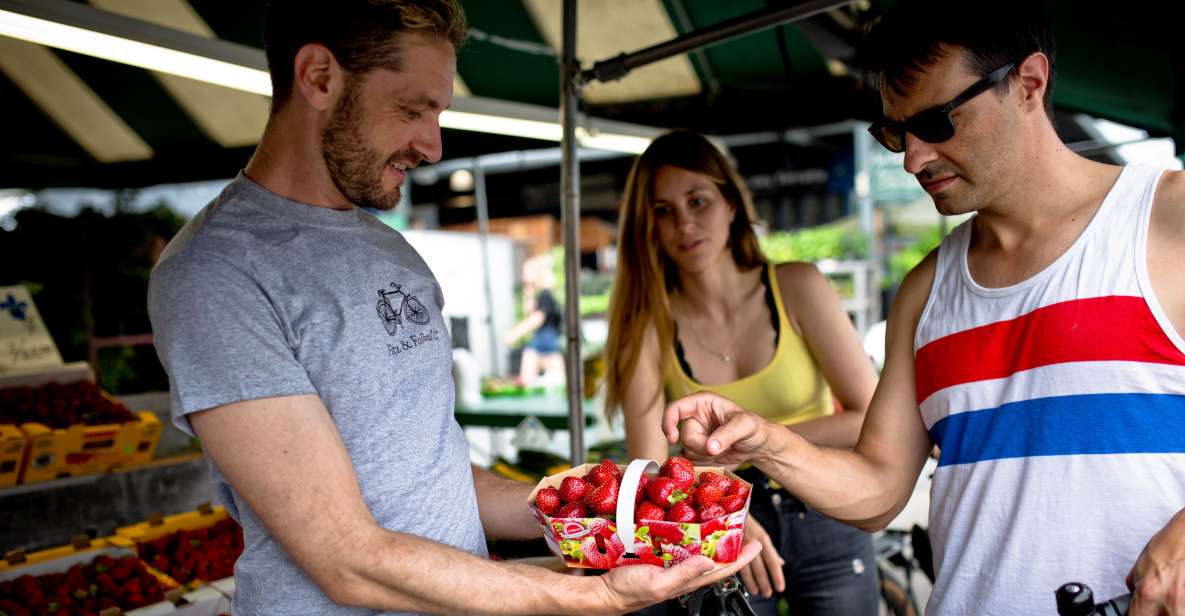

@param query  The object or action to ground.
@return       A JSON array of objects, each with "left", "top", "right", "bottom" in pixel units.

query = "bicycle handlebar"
[{"left": 1056, "top": 582, "right": 1131, "bottom": 616}]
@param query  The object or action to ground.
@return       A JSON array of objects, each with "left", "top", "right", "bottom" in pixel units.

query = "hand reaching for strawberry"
[
  {"left": 663, "top": 392, "right": 775, "bottom": 467},
  {"left": 590, "top": 541, "right": 763, "bottom": 615}
]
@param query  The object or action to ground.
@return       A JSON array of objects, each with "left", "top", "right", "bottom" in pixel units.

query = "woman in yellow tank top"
[{"left": 604, "top": 131, "right": 880, "bottom": 615}]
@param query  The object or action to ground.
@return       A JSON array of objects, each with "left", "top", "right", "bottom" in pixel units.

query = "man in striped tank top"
[{"left": 662, "top": 1, "right": 1185, "bottom": 613}]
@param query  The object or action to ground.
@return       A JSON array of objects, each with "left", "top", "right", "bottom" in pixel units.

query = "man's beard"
[{"left": 321, "top": 80, "right": 419, "bottom": 211}]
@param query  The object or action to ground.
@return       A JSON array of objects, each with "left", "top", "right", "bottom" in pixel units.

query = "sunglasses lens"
[
  {"left": 910, "top": 111, "right": 956, "bottom": 144},
  {"left": 869, "top": 123, "right": 905, "bottom": 153}
]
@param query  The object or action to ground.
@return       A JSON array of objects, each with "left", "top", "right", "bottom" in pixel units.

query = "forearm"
[
  {"left": 472, "top": 465, "right": 543, "bottom": 540},
  {"left": 785, "top": 409, "right": 866, "bottom": 449},
  {"left": 339, "top": 525, "right": 597, "bottom": 614},
  {"left": 752, "top": 429, "right": 905, "bottom": 530},
  {"left": 505, "top": 312, "right": 545, "bottom": 345}
]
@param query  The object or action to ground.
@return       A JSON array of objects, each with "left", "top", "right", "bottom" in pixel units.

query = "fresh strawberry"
[
  {"left": 646, "top": 477, "right": 687, "bottom": 509},
  {"left": 534, "top": 487, "right": 561, "bottom": 515},
  {"left": 634, "top": 473, "right": 650, "bottom": 502},
  {"left": 661, "top": 456, "right": 694, "bottom": 478},
  {"left": 662, "top": 458, "right": 696, "bottom": 490},
  {"left": 699, "top": 503, "right": 726, "bottom": 521},
  {"left": 698, "top": 471, "right": 733, "bottom": 494},
  {"left": 636, "top": 501, "right": 666, "bottom": 524},
  {"left": 554, "top": 502, "right": 588, "bottom": 518},
  {"left": 666, "top": 501, "right": 698, "bottom": 523},
  {"left": 720, "top": 494, "right": 746, "bottom": 513},
  {"left": 558, "top": 476, "right": 591, "bottom": 503},
  {"left": 587, "top": 459, "right": 621, "bottom": 486},
  {"left": 645, "top": 520, "right": 687, "bottom": 544},
  {"left": 587, "top": 478, "right": 620, "bottom": 515},
  {"left": 726, "top": 480, "right": 751, "bottom": 500},
  {"left": 695, "top": 484, "right": 723, "bottom": 508},
  {"left": 713, "top": 529, "right": 744, "bottom": 562}
]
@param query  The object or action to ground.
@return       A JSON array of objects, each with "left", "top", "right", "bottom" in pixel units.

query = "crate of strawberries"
[
  {"left": 0, "top": 364, "right": 163, "bottom": 485},
  {"left": 114, "top": 505, "right": 243, "bottom": 590},
  {"left": 528, "top": 457, "right": 750, "bottom": 569},
  {"left": 0, "top": 546, "right": 178, "bottom": 616}
]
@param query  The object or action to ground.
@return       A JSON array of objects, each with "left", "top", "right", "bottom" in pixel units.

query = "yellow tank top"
[{"left": 665, "top": 264, "right": 835, "bottom": 427}]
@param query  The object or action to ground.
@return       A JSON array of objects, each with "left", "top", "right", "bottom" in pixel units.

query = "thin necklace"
[{"left": 682, "top": 311, "right": 737, "bottom": 363}]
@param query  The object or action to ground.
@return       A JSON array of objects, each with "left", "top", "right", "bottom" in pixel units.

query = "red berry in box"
[
  {"left": 587, "top": 459, "right": 621, "bottom": 486},
  {"left": 666, "top": 501, "right": 698, "bottom": 523},
  {"left": 558, "top": 476, "right": 590, "bottom": 503},
  {"left": 727, "top": 480, "right": 751, "bottom": 501},
  {"left": 534, "top": 487, "right": 561, "bottom": 515},
  {"left": 554, "top": 501, "right": 588, "bottom": 518},
  {"left": 698, "top": 471, "right": 733, "bottom": 494},
  {"left": 662, "top": 457, "right": 695, "bottom": 490},
  {"left": 699, "top": 503, "right": 726, "bottom": 522},
  {"left": 661, "top": 456, "right": 693, "bottom": 478},
  {"left": 646, "top": 477, "right": 686, "bottom": 508},
  {"left": 695, "top": 484, "right": 723, "bottom": 508},
  {"left": 636, "top": 501, "right": 665, "bottom": 524},
  {"left": 720, "top": 494, "right": 746, "bottom": 513},
  {"left": 587, "top": 478, "right": 620, "bottom": 515},
  {"left": 634, "top": 473, "right": 650, "bottom": 501}
]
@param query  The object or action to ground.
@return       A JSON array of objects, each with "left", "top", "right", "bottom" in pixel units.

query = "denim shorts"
[{"left": 528, "top": 325, "right": 561, "bottom": 354}]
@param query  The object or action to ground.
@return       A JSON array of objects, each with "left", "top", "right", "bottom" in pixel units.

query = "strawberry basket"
[{"left": 528, "top": 458, "right": 751, "bottom": 569}]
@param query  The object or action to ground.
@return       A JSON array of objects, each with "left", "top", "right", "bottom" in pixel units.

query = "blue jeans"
[{"left": 745, "top": 481, "right": 879, "bottom": 616}]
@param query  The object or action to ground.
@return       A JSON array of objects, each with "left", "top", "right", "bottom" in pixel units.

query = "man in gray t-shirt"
[{"left": 148, "top": 2, "right": 756, "bottom": 614}]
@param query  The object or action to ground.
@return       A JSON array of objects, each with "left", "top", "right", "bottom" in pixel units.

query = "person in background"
[
  {"left": 662, "top": 1, "right": 1185, "bottom": 613},
  {"left": 603, "top": 130, "right": 881, "bottom": 615},
  {"left": 148, "top": 2, "right": 759, "bottom": 614},
  {"left": 504, "top": 254, "right": 565, "bottom": 386}
]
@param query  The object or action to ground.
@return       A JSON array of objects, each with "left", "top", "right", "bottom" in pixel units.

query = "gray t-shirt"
[{"left": 148, "top": 174, "right": 487, "bottom": 615}]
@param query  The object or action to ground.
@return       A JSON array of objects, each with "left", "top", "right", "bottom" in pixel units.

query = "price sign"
[{"left": 0, "top": 286, "right": 64, "bottom": 373}]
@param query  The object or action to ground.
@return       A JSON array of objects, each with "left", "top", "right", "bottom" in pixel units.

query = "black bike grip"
[
  {"left": 1096, "top": 593, "right": 1131, "bottom": 616},
  {"left": 1056, "top": 582, "right": 1097, "bottom": 616}
]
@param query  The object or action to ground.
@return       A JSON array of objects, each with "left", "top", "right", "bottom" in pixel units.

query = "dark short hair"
[
  {"left": 858, "top": 0, "right": 1056, "bottom": 115},
  {"left": 264, "top": 0, "right": 467, "bottom": 109}
]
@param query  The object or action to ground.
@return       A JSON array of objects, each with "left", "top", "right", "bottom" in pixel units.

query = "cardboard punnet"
[{"left": 527, "top": 459, "right": 750, "bottom": 569}]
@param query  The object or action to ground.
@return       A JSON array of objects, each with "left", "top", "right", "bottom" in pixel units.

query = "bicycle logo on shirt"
[{"left": 376, "top": 282, "right": 430, "bottom": 336}]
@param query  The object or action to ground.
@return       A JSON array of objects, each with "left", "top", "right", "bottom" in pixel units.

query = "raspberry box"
[
  {"left": 528, "top": 459, "right": 750, "bottom": 569},
  {"left": 111, "top": 503, "right": 240, "bottom": 592},
  {"left": 0, "top": 544, "right": 181, "bottom": 616},
  {"left": 0, "top": 362, "right": 162, "bottom": 484}
]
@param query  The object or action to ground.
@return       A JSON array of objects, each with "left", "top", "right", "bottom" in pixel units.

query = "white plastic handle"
[{"left": 616, "top": 459, "right": 659, "bottom": 554}]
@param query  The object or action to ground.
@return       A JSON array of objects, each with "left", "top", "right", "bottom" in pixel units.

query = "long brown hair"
[{"left": 604, "top": 130, "right": 765, "bottom": 421}]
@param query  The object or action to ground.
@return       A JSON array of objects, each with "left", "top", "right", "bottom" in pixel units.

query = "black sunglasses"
[{"left": 868, "top": 62, "right": 1017, "bottom": 153}]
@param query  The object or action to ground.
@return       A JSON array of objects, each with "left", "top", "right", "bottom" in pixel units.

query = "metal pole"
[
  {"left": 582, "top": 0, "right": 853, "bottom": 84},
  {"left": 473, "top": 163, "right": 500, "bottom": 375},
  {"left": 852, "top": 122, "right": 881, "bottom": 325},
  {"left": 560, "top": 0, "right": 585, "bottom": 466}
]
